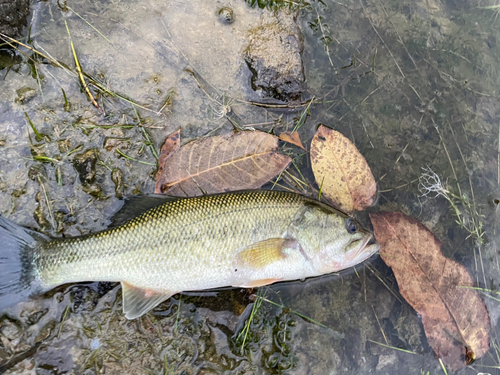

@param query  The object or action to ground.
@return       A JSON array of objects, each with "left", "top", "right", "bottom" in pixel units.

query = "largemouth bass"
[{"left": 0, "top": 190, "right": 379, "bottom": 319}]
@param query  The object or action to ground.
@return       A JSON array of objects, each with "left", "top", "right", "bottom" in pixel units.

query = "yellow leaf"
[{"left": 310, "top": 125, "right": 376, "bottom": 212}]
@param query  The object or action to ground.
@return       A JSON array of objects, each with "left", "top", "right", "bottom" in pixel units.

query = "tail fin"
[{"left": 0, "top": 217, "right": 47, "bottom": 311}]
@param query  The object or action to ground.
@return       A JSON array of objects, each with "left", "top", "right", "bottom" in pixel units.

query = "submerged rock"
[{"left": 243, "top": 10, "right": 305, "bottom": 102}]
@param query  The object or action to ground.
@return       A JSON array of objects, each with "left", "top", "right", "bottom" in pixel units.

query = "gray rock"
[{"left": 243, "top": 10, "right": 305, "bottom": 102}]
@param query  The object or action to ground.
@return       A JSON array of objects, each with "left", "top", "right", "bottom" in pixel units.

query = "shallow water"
[{"left": 0, "top": 0, "right": 499, "bottom": 374}]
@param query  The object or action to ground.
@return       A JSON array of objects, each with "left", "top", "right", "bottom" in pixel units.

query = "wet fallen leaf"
[
  {"left": 310, "top": 125, "right": 376, "bottom": 212},
  {"left": 279, "top": 131, "right": 305, "bottom": 149},
  {"left": 370, "top": 211, "right": 490, "bottom": 370},
  {"left": 154, "top": 130, "right": 291, "bottom": 196}
]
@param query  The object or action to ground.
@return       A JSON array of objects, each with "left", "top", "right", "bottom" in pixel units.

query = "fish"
[{"left": 0, "top": 190, "right": 379, "bottom": 319}]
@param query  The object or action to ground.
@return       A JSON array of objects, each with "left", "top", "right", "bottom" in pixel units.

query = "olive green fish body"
[
  {"left": 0, "top": 190, "right": 379, "bottom": 319},
  {"left": 38, "top": 192, "right": 303, "bottom": 291}
]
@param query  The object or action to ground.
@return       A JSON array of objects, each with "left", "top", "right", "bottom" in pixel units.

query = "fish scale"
[{"left": 0, "top": 190, "right": 379, "bottom": 319}]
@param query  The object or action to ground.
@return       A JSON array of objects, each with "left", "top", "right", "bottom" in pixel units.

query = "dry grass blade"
[
  {"left": 65, "top": 5, "right": 115, "bottom": 47},
  {"left": 83, "top": 73, "right": 159, "bottom": 114},
  {"left": 155, "top": 131, "right": 291, "bottom": 196},
  {"left": 0, "top": 33, "right": 57, "bottom": 66},
  {"left": 367, "top": 339, "right": 417, "bottom": 355},
  {"left": 64, "top": 20, "right": 104, "bottom": 114}
]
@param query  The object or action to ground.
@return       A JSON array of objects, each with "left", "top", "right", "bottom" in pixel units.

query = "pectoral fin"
[
  {"left": 235, "top": 238, "right": 297, "bottom": 269},
  {"left": 121, "top": 281, "right": 173, "bottom": 319}
]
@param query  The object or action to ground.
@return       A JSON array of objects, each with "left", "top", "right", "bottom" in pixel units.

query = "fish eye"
[{"left": 346, "top": 218, "right": 358, "bottom": 234}]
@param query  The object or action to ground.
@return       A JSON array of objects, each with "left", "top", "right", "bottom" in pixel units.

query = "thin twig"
[
  {"left": 371, "top": 306, "right": 388, "bottom": 344},
  {"left": 235, "top": 98, "right": 314, "bottom": 109}
]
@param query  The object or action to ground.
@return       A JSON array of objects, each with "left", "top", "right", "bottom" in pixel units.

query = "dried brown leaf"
[
  {"left": 370, "top": 211, "right": 490, "bottom": 370},
  {"left": 279, "top": 131, "right": 305, "bottom": 149},
  {"left": 155, "top": 131, "right": 291, "bottom": 196},
  {"left": 310, "top": 125, "right": 376, "bottom": 212}
]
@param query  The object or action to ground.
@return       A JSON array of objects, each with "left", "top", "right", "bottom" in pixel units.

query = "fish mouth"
[
  {"left": 362, "top": 235, "right": 380, "bottom": 256},
  {"left": 347, "top": 234, "right": 380, "bottom": 264}
]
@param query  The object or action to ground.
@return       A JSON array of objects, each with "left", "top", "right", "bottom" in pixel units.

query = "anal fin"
[
  {"left": 239, "top": 278, "right": 283, "bottom": 287},
  {"left": 121, "top": 281, "right": 173, "bottom": 319}
]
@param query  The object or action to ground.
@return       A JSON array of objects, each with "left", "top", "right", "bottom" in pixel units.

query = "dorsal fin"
[
  {"left": 121, "top": 281, "right": 174, "bottom": 319},
  {"left": 110, "top": 195, "right": 181, "bottom": 227}
]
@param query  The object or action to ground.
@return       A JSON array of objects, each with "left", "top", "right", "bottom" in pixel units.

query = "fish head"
[{"left": 291, "top": 204, "right": 380, "bottom": 274}]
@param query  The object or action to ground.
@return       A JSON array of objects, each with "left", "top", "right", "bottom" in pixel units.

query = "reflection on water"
[{"left": 0, "top": 0, "right": 499, "bottom": 373}]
